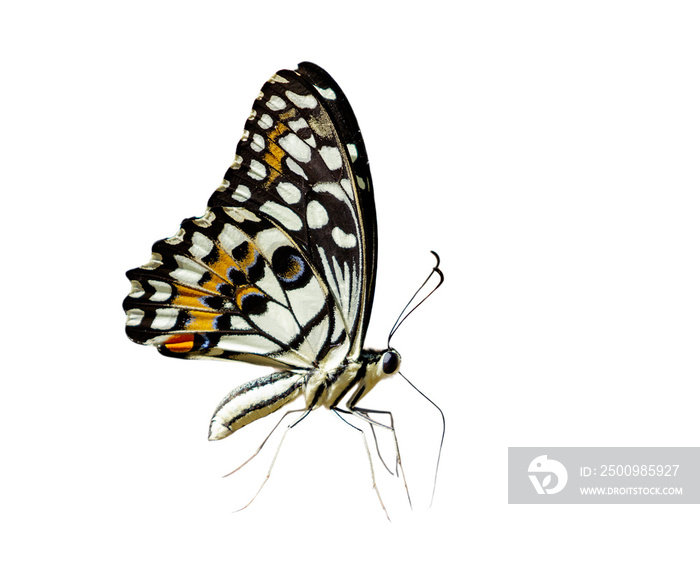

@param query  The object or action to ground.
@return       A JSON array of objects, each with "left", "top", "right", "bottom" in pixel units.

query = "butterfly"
[{"left": 123, "top": 62, "right": 442, "bottom": 514}]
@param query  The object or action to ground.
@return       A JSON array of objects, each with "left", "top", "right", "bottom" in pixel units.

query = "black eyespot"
[
  {"left": 382, "top": 350, "right": 400, "bottom": 375},
  {"left": 271, "top": 246, "right": 311, "bottom": 289}
]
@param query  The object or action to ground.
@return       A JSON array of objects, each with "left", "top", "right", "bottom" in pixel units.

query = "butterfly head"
[
  {"left": 379, "top": 348, "right": 401, "bottom": 376},
  {"left": 362, "top": 347, "right": 402, "bottom": 384}
]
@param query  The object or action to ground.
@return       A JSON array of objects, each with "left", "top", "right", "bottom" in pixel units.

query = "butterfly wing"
[{"left": 123, "top": 62, "right": 376, "bottom": 369}]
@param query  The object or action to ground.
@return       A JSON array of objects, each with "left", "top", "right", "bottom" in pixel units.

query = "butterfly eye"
[{"left": 381, "top": 350, "right": 401, "bottom": 375}]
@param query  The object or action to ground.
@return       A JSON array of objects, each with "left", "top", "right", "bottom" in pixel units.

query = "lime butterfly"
[{"left": 123, "top": 62, "right": 442, "bottom": 515}]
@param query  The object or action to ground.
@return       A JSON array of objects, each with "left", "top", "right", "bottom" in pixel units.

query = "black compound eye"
[{"left": 382, "top": 350, "right": 401, "bottom": 375}]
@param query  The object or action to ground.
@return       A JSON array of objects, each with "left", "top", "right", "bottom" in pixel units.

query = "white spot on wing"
[
  {"left": 152, "top": 308, "right": 179, "bottom": 330},
  {"left": 251, "top": 133, "right": 265, "bottom": 152},
  {"left": 190, "top": 232, "right": 214, "bottom": 259},
  {"left": 255, "top": 228, "right": 291, "bottom": 255},
  {"left": 279, "top": 133, "right": 311, "bottom": 163},
  {"left": 218, "top": 223, "right": 246, "bottom": 253},
  {"left": 286, "top": 91, "right": 318, "bottom": 109},
  {"left": 276, "top": 182, "right": 301, "bottom": 204},
  {"left": 313, "top": 182, "right": 345, "bottom": 201},
  {"left": 232, "top": 185, "right": 251, "bottom": 202},
  {"left": 258, "top": 114, "right": 273, "bottom": 129},
  {"left": 148, "top": 280, "right": 173, "bottom": 302},
  {"left": 125, "top": 308, "right": 144, "bottom": 326},
  {"left": 306, "top": 200, "right": 329, "bottom": 229},
  {"left": 170, "top": 255, "right": 206, "bottom": 285},
  {"left": 289, "top": 118, "right": 309, "bottom": 132},
  {"left": 266, "top": 95, "right": 286, "bottom": 111},
  {"left": 286, "top": 158, "right": 308, "bottom": 179},
  {"left": 315, "top": 86, "right": 336, "bottom": 100},
  {"left": 319, "top": 146, "right": 342, "bottom": 170},
  {"left": 248, "top": 160, "right": 266, "bottom": 180},
  {"left": 346, "top": 143, "right": 358, "bottom": 162},
  {"left": 259, "top": 201, "right": 303, "bottom": 231},
  {"left": 332, "top": 227, "right": 357, "bottom": 248}
]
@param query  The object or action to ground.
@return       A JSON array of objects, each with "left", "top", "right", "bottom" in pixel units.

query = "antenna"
[
  {"left": 388, "top": 251, "right": 444, "bottom": 348},
  {"left": 387, "top": 251, "right": 445, "bottom": 505}
]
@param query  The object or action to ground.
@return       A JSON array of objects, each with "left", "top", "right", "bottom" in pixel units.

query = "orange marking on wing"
[
  {"left": 281, "top": 258, "right": 301, "bottom": 280},
  {"left": 198, "top": 275, "right": 222, "bottom": 293},
  {"left": 171, "top": 284, "right": 210, "bottom": 309},
  {"left": 262, "top": 121, "right": 289, "bottom": 188},
  {"left": 164, "top": 334, "right": 194, "bottom": 353},
  {"left": 185, "top": 310, "right": 219, "bottom": 332},
  {"left": 206, "top": 250, "right": 241, "bottom": 283}
]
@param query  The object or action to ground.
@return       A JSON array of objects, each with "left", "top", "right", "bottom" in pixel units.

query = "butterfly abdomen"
[{"left": 208, "top": 370, "right": 305, "bottom": 440}]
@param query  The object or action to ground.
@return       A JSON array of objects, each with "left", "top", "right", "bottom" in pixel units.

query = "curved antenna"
[
  {"left": 388, "top": 251, "right": 444, "bottom": 348},
  {"left": 399, "top": 371, "right": 445, "bottom": 507}
]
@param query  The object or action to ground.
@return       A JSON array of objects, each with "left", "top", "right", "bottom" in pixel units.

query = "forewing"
[
  {"left": 209, "top": 62, "right": 377, "bottom": 358},
  {"left": 123, "top": 63, "right": 376, "bottom": 368}
]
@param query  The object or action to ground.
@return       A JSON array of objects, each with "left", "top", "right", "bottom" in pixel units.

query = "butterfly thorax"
[{"left": 304, "top": 347, "right": 401, "bottom": 410}]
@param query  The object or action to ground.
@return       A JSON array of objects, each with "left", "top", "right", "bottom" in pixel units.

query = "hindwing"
[{"left": 124, "top": 62, "right": 377, "bottom": 368}]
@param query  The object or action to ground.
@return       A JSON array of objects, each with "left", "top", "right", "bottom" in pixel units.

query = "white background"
[{"left": 2, "top": 0, "right": 698, "bottom": 559}]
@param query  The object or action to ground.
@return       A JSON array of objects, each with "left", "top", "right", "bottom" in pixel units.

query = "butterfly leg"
[
  {"left": 222, "top": 407, "right": 309, "bottom": 478},
  {"left": 355, "top": 408, "right": 398, "bottom": 475},
  {"left": 332, "top": 408, "right": 390, "bottom": 521},
  {"left": 339, "top": 406, "right": 413, "bottom": 510},
  {"left": 233, "top": 408, "right": 312, "bottom": 512},
  {"left": 367, "top": 421, "right": 393, "bottom": 475},
  {"left": 334, "top": 407, "right": 393, "bottom": 475}
]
